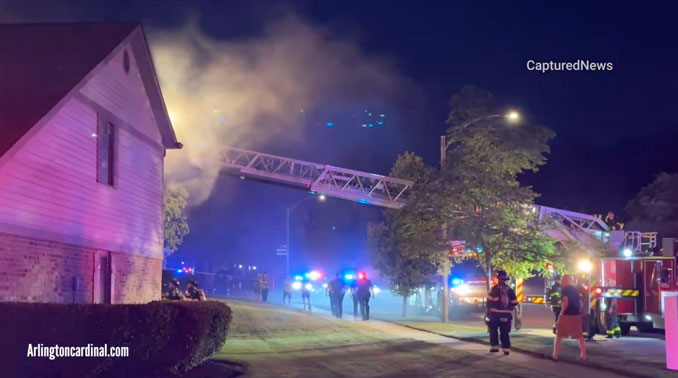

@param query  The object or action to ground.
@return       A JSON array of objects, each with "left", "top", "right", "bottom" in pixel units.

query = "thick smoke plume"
[{"left": 151, "top": 16, "right": 413, "bottom": 205}]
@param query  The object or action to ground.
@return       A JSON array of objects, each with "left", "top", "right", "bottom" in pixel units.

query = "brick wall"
[
  {"left": 0, "top": 232, "right": 161, "bottom": 303},
  {"left": 112, "top": 252, "right": 162, "bottom": 303}
]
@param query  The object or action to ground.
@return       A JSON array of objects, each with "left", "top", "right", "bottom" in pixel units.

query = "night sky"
[{"left": 3, "top": 1, "right": 678, "bottom": 278}]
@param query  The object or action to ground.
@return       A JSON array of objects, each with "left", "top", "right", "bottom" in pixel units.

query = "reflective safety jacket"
[{"left": 547, "top": 282, "right": 562, "bottom": 306}]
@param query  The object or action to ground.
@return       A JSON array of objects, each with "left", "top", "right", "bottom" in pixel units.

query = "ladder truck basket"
[{"left": 623, "top": 231, "right": 657, "bottom": 254}]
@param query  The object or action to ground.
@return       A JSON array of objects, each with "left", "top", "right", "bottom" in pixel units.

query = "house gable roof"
[{"left": 0, "top": 23, "right": 180, "bottom": 159}]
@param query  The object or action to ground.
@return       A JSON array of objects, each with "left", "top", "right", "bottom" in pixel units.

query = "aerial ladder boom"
[
  {"left": 222, "top": 148, "right": 657, "bottom": 253},
  {"left": 221, "top": 147, "right": 413, "bottom": 209}
]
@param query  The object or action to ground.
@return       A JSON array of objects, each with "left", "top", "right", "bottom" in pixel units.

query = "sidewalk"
[
  {"left": 394, "top": 320, "right": 672, "bottom": 378},
  {"left": 298, "top": 302, "right": 625, "bottom": 378}
]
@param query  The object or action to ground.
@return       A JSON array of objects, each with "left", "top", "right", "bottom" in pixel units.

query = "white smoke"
[{"left": 150, "top": 15, "right": 414, "bottom": 205}]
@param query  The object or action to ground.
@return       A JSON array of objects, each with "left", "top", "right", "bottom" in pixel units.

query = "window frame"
[{"left": 96, "top": 115, "right": 117, "bottom": 187}]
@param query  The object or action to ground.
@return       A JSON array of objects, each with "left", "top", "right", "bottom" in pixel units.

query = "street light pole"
[
  {"left": 285, "top": 194, "right": 326, "bottom": 278},
  {"left": 286, "top": 207, "right": 290, "bottom": 278},
  {"left": 439, "top": 111, "right": 520, "bottom": 323},
  {"left": 444, "top": 111, "right": 520, "bottom": 149}
]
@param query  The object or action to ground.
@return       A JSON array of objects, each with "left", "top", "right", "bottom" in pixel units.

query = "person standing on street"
[
  {"left": 604, "top": 280, "right": 621, "bottom": 338},
  {"left": 283, "top": 278, "right": 292, "bottom": 305},
  {"left": 259, "top": 272, "right": 270, "bottom": 302},
  {"left": 350, "top": 279, "right": 359, "bottom": 318},
  {"left": 552, "top": 274, "right": 587, "bottom": 361},
  {"left": 301, "top": 278, "right": 312, "bottom": 311},
  {"left": 486, "top": 270, "right": 518, "bottom": 355},
  {"left": 328, "top": 273, "right": 346, "bottom": 318},
  {"left": 546, "top": 277, "right": 563, "bottom": 334},
  {"left": 356, "top": 272, "right": 373, "bottom": 320}
]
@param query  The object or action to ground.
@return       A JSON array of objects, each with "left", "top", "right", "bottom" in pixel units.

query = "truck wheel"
[
  {"left": 620, "top": 323, "right": 631, "bottom": 335},
  {"left": 636, "top": 322, "right": 653, "bottom": 333}
]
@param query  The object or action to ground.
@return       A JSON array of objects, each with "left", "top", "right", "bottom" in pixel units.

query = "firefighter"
[
  {"left": 576, "top": 281, "right": 592, "bottom": 340},
  {"left": 350, "top": 279, "right": 359, "bottom": 318},
  {"left": 328, "top": 273, "right": 345, "bottom": 318},
  {"left": 486, "top": 270, "right": 518, "bottom": 355},
  {"left": 356, "top": 272, "right": 373, "bottom": 320},
  {"left": 164, "top": 278, "right": 185, "bottom": 300},
  {"left": 282, "top": 279, "right": 292, "bottom": 305},
  {"left": 185, "top": 279, "right": 206, "bottom": 301},
  {"left": 597, "top": 211, "right": 624, "bottom": 231},
  {"left": 546, "top": 277, "right": 563, "bottom": 334},
  {"left": 604, "top": 280, "right": 621, "bottom": 338},
  {"left": 259, "top": 272, "right": 270, "bottom": 302},
  {"left": 301, "top": 278, "right": 312, "bottom": 311}
]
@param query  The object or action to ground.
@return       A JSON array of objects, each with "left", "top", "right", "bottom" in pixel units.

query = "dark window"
[
  {"left": 97, "top": 119, "right": 115, "bottom": 186},
  {"left": 123, "top": 50, "right": 130, "bottom": 73}
]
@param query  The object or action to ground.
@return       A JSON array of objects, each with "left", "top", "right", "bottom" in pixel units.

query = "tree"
[
  {"left": 440, "top": 86, "right": 558, "bottom": 288},
  {"left": 368, "top": 222, "right": 437, "bottom": 317},
  {"left": 626, "top": 173, "right": 678, "bottom": 238},
  {"left": 164, "top": 187, "right": 190, "bottom": 259},
  {"left": 368, "top": 152, "right": 446, "bottom": 317}
]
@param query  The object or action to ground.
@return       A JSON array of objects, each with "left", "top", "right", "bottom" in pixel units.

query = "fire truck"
[
  {"left": 594, "top": 254, "right": 676, "bottom": 334},
  {"left": 535, "top": 205, "right": 678, "bottom": 334}
]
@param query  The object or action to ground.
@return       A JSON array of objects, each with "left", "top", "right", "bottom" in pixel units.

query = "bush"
[{"left": 0, "top": 300, "right": 232, "bottom": 377}]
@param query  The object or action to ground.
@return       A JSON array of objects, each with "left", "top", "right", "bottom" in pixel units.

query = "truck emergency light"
[{"left": 623, "top": 248, "right": 633, "bottom": 257}]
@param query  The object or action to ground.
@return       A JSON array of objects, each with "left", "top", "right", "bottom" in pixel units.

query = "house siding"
[
  {"left": 80, "top": 42, "right": 162, "bottom": 143},
  {"left": 0, "top": 37, "right": 166, "bottom": 303}
]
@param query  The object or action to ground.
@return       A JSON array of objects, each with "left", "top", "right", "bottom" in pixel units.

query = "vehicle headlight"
[
  {"left": 305, "top": 283, "right": 313, "bottom": 291},
  {"left": 454, "top": 284, "right": 470, "bottom": 296},
  {"left": 373, "top": 286, "right": 381, "bottom": 295},
  {"left": 292, "top": 282, "right": 302, "bottom": 290}
]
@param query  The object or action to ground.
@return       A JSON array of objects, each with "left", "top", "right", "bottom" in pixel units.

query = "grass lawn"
[
  {"left": 396, "top": 321, "right": 673, "bottom": 378},
  {"left": 210, "top": 300, "right": 554, "bottom": 377}
]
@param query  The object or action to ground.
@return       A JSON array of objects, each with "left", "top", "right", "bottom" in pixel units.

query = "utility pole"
[
  {"left": 286, "top": 207, "right": 290, "bottom": 278},
  {"left": 283, "top": 195, "right": 325, "bottom": 279},
  {"left": 440, "top": 135, "right": 450, "bottom": 324}
]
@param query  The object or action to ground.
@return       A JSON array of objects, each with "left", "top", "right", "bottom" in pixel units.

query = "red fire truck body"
[{"left": 596, "top": 256, "right": 676, "bottom": 333}]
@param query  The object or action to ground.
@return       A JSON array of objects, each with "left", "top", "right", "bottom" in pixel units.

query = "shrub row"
[{"left": 0, "top": 300, "right": 232, "bottom": 377}]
